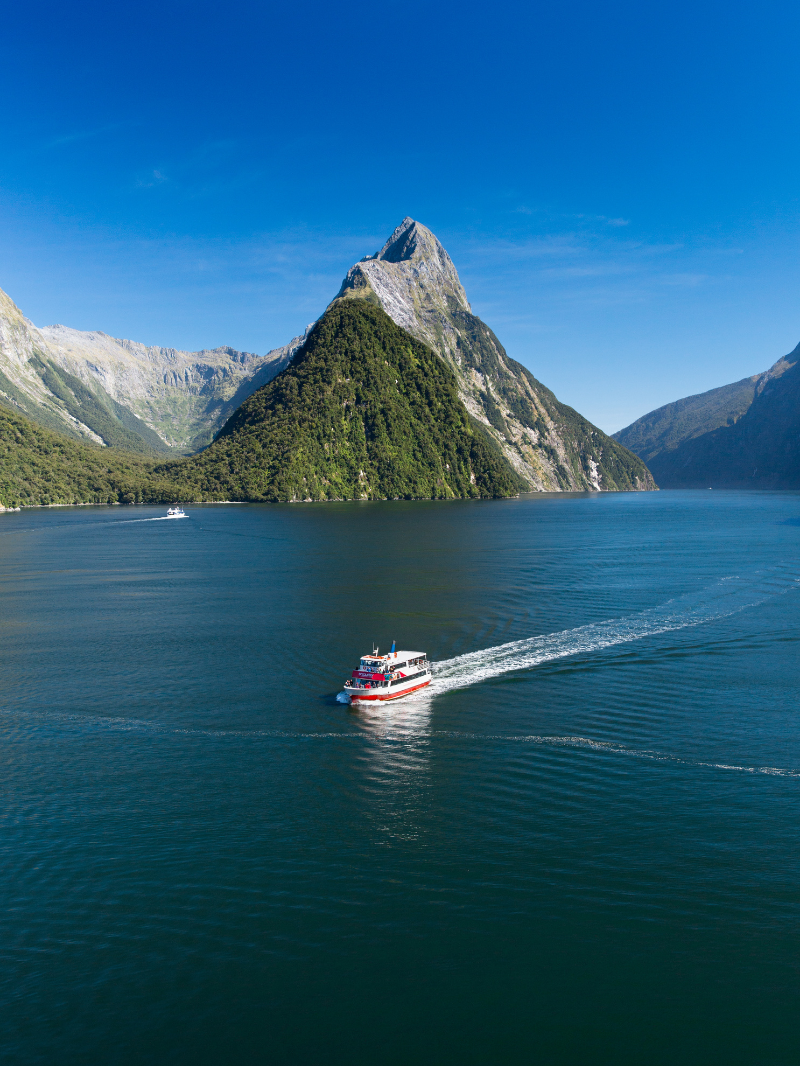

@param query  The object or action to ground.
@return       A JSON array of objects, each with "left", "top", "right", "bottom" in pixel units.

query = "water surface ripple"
[{"left": 0, "top": 490, "right": 799, "bottom": 1065}]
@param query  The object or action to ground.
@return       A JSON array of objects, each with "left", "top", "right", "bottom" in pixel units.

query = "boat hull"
[{"left": 346, "top": 676, "right": 431, "bottom": 704}]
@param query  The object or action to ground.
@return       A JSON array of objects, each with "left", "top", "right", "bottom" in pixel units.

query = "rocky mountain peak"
[
  {"left": 337, "top": 218, "right": 471, "bottom": 336},
  {"left": 373, "top": 216, "right": 420, "bottom": 262},
  {"left": 332, "top": 220, "right": 654, "bottom": 493}
]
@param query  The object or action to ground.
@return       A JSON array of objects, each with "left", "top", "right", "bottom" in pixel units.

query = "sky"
[{"left": 1, "top": 0, "right": 799, "bottom": 432}]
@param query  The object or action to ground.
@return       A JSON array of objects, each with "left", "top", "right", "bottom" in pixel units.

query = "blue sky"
[{"left": 1, "top": 0, "right": 799, "bottom": 431}]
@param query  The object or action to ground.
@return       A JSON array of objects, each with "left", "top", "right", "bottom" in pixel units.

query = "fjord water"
[{"left": 1, "top": 493, "right": 799, "bottom": 1065}]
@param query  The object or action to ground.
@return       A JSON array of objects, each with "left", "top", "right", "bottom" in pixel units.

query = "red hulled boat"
[{"left": 343, "top": 642, "right": 431, "bottom": 704}]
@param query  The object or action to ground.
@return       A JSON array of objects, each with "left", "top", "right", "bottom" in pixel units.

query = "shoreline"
[{"left": 0, "top": 500, "right": 247, "bottom": 512}]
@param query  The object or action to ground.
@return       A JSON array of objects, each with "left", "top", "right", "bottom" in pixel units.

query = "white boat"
[
  {"left": 166, "top": 506, "right": 187, "bottom": 518},
  {"left": 343, "top": 642, "right": 432, "bottom": 704}
]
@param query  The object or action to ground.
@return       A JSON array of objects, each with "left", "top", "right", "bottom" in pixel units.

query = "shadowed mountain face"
[
  {"left": 0, "top": 285, "right": 307, "bottom": 454},
  {"left": 335, "top": 218, "right": 655, "bottom": 493},
  {"left": 615, "top": 344, "right": 800, "bottom": 487},
  {"left": 614, "top": 376, "right": 763, "bottom": 465}
]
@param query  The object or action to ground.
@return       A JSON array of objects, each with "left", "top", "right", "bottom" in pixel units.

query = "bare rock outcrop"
[
  {"left": 335, "top": 218, "right": 654, "bottom": 492},
  {"left": 0, "top": 285, "right": 309, "bottom": 453}
]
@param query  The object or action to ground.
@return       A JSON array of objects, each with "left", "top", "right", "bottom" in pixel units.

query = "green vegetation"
[
  {"left": 613, "top": 375, "right": 761, "bottom": 463},
  {"left": 0, "top": 301, "right": 522, "bottom": 508},
  {"left": 170, "top": 300, "right": 523, "bottom": 501},
  {"left": 636, "top": 354, "right": 800, "bottom": 488},
  {"left": 0, "top": 404, "right": 184, "bottom": 508},
  {"left": 0, "top": 354, "right": 172, "bottom": 455},
  {"left": 30, "top": 354, "right": 172, "bottom": 454},
  {"left": 435, "top": 303, "right": 654, "bottom": 492},
  {"left": 0, "top": 366, "right": 89, "bottom": 441},
  {"left": 613, "top": 341, "right": 800, "bottom": 487},
  {"left": 510, "top": 362, "right": 657, "bottom": 491}
]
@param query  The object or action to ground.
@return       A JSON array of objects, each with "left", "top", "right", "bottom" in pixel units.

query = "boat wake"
[
  {"left": 421, "top": 566, "right": 800, "bottom": 699},
  {"left": 118, "top": 516, "right": 189, "bottom": 523},
  {"left": 6, "top": 707, "right": 800, "bottom": 778}
]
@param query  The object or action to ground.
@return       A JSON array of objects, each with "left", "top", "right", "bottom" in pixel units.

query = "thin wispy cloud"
[
  {"left": 572, "top": 212, "right": 631, "bottom": 226},
  {"left": 466, "top": 236, "right": 586, "bottom": 260},
  {"left": 659, "top": 272, "right": 710, "bottom": 287},
  {"left": 125, "top": 139, "right": 273, "bottom": 201},
  {"left": 45, "top": 122, "right": 135, "bottom": 149},
  {"left": 135, "top": 169, "right": 169, "bottom": 188},
  {"left": 535, "top": 262, "right": 636, "bottom": 279},
  {"left": 450, "top": 218, "right": 739, "bottom": 326}
]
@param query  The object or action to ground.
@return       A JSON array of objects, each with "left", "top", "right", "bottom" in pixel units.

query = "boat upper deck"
[{"left": 358, "top": 650, "right": 425, "bottom": 668}]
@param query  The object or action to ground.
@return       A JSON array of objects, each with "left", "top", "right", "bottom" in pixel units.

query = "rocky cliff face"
[
  {"left": 0, "top": 287, "right": 108, "bottom": 444},
  {"left": 335, "top": 218, "right": 655, "bottom": 492},
  {"left": 1, "top": 220, "right": 655, "bottom": 490},
  {"left": 0, "top": 285, "right": 308, "bottom": 453},
  {"left": 615, "top": 344, "right": 800, "bottom": 488}
]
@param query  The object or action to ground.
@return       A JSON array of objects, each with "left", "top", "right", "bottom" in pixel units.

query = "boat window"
[{"left": 390, "top": 670, "right": 425, "bottom": 686}]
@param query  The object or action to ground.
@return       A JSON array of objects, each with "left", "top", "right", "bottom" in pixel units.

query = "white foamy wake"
[
  {"left": 411, "top": 732, "right": 800, "bottom": 779},
  {"left": 423, "top": 567, "right": 800, "bottom": 698},
  {"left": 116, "top": 516, "right": 189, "bottom": 523},
  {"left": 0, "top": 514, "right": 187, "bottom": 535}
]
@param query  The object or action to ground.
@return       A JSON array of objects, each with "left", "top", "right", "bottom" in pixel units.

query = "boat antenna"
[{"left": 373, "top": 644, "right": 379, "bottom": 656}]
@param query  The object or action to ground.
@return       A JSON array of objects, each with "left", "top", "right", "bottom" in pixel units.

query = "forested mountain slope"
[
  {"left": 615, "top": 343, "right": 800, "bottom": 487},
  {"left": 0, "top": 403, "right": 182, "bottom": 508},
  {"left": 1, "top": 302, "right": 520, "bottom": 507},
  {"left": 169, "top": 300, "right": 522, "bottom": 501},
  {"left": 614, "top": 376, "right": 762, "bottom": 463},
  {"left": 1, "top": 218, "right": 658, "bottom": 507}
]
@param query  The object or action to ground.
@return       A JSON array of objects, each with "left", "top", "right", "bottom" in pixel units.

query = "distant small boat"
[{"left": 166, "top": 506, "right": 187, "bottom": 518}]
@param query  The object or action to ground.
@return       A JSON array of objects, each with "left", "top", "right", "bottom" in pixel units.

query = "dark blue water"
[{"left": 1, "top": 491, "right": 799, "bottom": 1065}]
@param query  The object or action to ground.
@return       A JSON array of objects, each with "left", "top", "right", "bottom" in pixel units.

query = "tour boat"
[
  {"left": 343, "top": 642, "right": 432, "bottom": 704},
  {"left": 166, "top": 506, "right": 187, "bottom": 518}
]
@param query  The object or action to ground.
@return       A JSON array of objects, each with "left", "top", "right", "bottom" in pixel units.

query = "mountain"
[
  {"left": 163, "top": 300, "right": 522, "bottom": 501},
  {"left": 335, "top": 218, "right": 655, "bottom": 492},
  {"left": 614, "top": 343, "right": 800, "bottom": 487},
  {"left": 0, "top": 217, "right": 657, "bottom": 508},
  {"left": 0, "top": 301, "right": 519, "bottom": 508},
  {"left": 613, "top": 374, "right": 763, "bottom": 464},
  {"left": 0, "top": 285, "right": 307, "bottom": 454}
]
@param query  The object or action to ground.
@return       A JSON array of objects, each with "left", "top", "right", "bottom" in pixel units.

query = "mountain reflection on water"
[{"left": 0, "top": 490, "right": 799, "bottom": 1066}]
